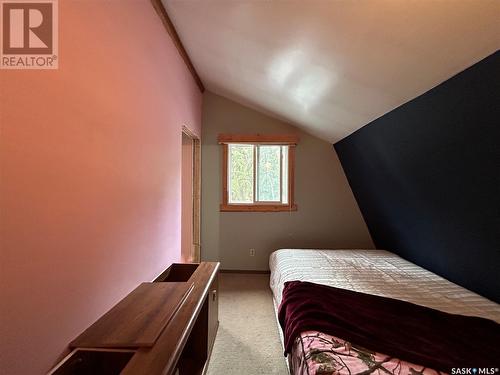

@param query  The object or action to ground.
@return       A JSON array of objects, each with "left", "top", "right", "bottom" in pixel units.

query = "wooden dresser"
[{"left": 49, "top": 262, "right": 220, "bottom": 375}]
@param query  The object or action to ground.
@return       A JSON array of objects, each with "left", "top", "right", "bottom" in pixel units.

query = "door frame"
[{"left": 182, "top": 125, "right": 201, "bottom": 263}]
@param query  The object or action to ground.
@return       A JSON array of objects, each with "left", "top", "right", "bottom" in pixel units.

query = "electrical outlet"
[{"left": 249, "top": 248, "right": 255, "bottom": 256}]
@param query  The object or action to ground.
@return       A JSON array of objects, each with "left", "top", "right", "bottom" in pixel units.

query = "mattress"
[{"left": 269, "top": 249, "right": 500, "bottom": 374}]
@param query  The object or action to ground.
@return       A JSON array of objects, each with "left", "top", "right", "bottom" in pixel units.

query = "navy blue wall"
[{"left": 335, "top": 52, "right": 500, "bottom": 303}]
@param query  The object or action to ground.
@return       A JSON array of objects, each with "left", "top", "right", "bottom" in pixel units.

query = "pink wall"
[
  {"left": 181, "top": 133, "right": 194, "bottom": 262},
  {"left": 0, "top": 1, "right": 202, "bottom": 374}
]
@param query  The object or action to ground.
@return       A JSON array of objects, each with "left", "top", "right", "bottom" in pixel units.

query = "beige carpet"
[{"left": 206, "top": 273, "right": 289, "bottom": 375}]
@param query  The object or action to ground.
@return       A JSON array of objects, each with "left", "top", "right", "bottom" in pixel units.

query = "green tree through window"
[{"left": 228, "top": 144, "right": 289, "bottom": 204}]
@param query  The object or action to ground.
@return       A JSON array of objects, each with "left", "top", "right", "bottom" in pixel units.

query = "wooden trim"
[
  {"left": 182, "top": 126, "right": 201, "bottom": 263},
  {"left": 151, "top": 0, "right": 205, "bottom": 93},
  {"left": 221, "top": 144, "right": 228, "bottom": 206},
  {"left": 181, "top": 125, "right": 199, "bottom": 139},
  {"left": 289, "top": 145, "right": 296, "bottom": 207},
  {"left": 220, "top": 269, "right": 271, "bottom": 274},
  {"left": 220, "top": 204, "right": 297, "bottom": 212},
  {"left": 217, "top": 134, "right": 299, "bottom": 144},
  {"left": 279, "top": 146, "right": 283, "bottom": 203},
  {"left": 193, "top": 140, "right": 201, "bottom": 262},
  {"left": 253, "top": 145, "right": 257, "bottom": 202}
]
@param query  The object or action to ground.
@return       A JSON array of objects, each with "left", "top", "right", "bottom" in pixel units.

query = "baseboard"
[{"left": 220, "top": 269, "right": 270, "bottom": 274}]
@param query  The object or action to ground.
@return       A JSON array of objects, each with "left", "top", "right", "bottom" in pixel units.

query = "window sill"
[{"left": 220, "top": 204, "right": 297, "bottom": 212}]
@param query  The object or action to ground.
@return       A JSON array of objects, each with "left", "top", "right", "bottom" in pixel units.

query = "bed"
[{"left": 269, "top": 249, "right": 500, "bottom": 375}]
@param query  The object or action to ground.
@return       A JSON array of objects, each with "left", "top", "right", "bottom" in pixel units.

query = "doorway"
[{"left": 181, "top": 126, "right": 201, "bottom": 263}]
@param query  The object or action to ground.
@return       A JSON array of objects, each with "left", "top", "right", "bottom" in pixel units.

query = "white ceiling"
[{"left": 163, "top": 0, "right": 500, "bottom": 143}]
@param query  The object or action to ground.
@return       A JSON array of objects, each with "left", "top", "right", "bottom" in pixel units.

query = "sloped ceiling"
[{"left": 163, "top": 0, "right": 500, "bottom": 142}]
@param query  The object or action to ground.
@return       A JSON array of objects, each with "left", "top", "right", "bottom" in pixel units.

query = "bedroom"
[{"left": 0, "top": 1, "right": 499, "bottom": 374}]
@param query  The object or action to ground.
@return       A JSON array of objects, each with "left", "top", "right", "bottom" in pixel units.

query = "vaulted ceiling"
[{"left": 163, "top": 0, "right": 500, "bottom": 142}]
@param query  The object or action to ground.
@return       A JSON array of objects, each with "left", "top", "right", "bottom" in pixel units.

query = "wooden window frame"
[{"left": 218, "top": 134, "right": 298, "bottom": 212}]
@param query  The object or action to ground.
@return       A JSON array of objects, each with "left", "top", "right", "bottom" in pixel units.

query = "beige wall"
[{"left": 201, "top": 92, "right": 374, "bottom": 270}]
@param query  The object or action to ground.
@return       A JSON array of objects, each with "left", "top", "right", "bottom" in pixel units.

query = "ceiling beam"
[{"left": 151, "top": 0, "right": 205, "bottom": 92}]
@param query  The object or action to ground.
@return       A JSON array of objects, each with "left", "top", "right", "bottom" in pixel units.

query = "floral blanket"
[{"left": 290, "top": 331, "right": 446, "bottom": 375}]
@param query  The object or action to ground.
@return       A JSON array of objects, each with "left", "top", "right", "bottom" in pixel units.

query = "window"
[{"left": 218, "top": 134, "right": 298, "bottom": 212}]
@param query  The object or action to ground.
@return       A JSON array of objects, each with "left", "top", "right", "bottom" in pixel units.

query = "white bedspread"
[{"left": 270, "top": 249, "right": 500, "bottom": 322}]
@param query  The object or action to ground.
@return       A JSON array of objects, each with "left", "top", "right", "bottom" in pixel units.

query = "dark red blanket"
[{"left": 278, "top": 281, "right": 500, "bottom": 372}]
